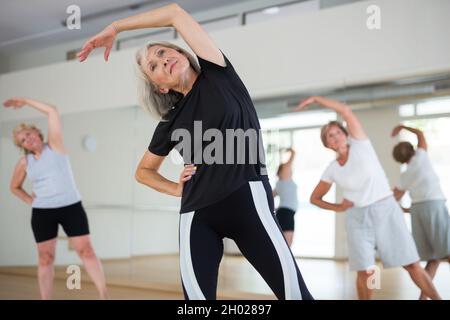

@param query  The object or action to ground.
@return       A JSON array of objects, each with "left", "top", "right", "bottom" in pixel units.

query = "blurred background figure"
[
  {"left": 273, "top": 148, "right": 298, "bottom": 247},
  {"left": 392, "top": 124, "right": 450, "bottom": 300}
]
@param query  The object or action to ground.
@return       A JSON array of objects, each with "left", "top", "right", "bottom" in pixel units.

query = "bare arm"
[
  {"left": 4, "top": 98, "right": 65, "bottom": 153},
  {"left": 310, "top": 180, "right": 354, "bottom": 212},
  {"left": 10, "top": 157, "right": 33, "bottom": 205},
  {"left": 295, "top": 96, "right": 367, "bottom": 140},
  {"left": 391, "top": 125, "right": 427, "bottom": 150},
  {"left": 78, "top": 3, "right": 224, "bottom": 66},
  {"left": 393, "top": 187, "right": 406, "bottom": 202},
  {"left": 393, "top": 187, "right": 410, "bottom": 213},
  {"left": 401, "top": 206, "right": 410, "bottom": 213},
  {"left": 272, "top": 190, "right": 278, "bottom": 198},
  {"left": 135, "top": 150, "right": 196, "bottom": 197},
  {"left": 285, "top": 148, "right": 296, "bottom": 166}
]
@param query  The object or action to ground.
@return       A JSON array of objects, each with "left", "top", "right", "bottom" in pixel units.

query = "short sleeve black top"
[{"left": 148, "top": 53, "right": 267, "bottom": 213}]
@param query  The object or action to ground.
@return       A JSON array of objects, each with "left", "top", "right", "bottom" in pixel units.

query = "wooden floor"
[{"left": 1, "top": 255, "right": 449, "bottom": 300}]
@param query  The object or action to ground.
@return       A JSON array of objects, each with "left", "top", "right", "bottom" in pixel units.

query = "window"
[
  {"left": 399, "top": 97, "right": 450, "bottom": 118},
  {"left": 399, "top": 104, "right": 415, "bottom": 117},
  {"left": 291, "top": 128, "right": 336, "bottom": 258},
  {"left": 416, "top": 98, "right": 450, "bottom": 116},
  {"left": 260, "top": 111, "right": 336, "bottom": 131},
  {"left": 261, "top": 111, "right": 337, "bottom": 258}
]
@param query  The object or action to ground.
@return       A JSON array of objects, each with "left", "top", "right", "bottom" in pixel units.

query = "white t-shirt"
[
  {"left": 397, "top": 148, "right": 446, "bottom": 203},
  {"left": 321, "top": 138, "right": 392, "bottom": 208}
]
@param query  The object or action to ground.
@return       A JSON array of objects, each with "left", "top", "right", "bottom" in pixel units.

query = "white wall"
[
  {"left": 2, "top": 0, "right": 298, "bottom": 73},
  {"left": 5, "top": 38, "right": 85, "bottom": 73},
  {"left": 1, "top": 0, "right": 450, "bottom": 122},
  {"left": 0, "top": 53, "right": 9, "bottom": 73}
]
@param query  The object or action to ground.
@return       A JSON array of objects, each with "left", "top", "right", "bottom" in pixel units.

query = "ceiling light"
[{"left": 263, "top": 7, "right": 280, "bottom": 15}]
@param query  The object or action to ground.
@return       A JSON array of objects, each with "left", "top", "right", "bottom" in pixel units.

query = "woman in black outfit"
[{"left": 78, "top": 3, "right": 312, "bottom": 300}]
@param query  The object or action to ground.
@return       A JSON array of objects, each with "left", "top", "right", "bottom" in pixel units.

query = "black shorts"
[
  {"left": 31, "top": 201, "right": 90, "bottom": 243},
  {"left": 276, "top": 207, "right": 296, "bottom": 231}
]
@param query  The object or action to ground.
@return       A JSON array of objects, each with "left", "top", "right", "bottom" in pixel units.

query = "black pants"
[{"left": 178, "top": 177, "right": 313, "bottom": 300}]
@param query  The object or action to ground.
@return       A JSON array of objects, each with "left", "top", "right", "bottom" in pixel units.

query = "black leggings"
[{"left": 178, "top": 177, "right": 313, "bottom": 300}]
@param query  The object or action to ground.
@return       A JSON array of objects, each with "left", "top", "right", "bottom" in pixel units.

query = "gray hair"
[{"left": 135, "top": 42, "right": 200, "bottom": 120}]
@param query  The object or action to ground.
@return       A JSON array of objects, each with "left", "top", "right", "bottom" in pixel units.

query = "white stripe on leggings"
[
  {"left": 179, "top": 212, "right": 206, "bottom": 300},
  {"left": 249, "top": 181, "right": 302, "bottom": 300}
]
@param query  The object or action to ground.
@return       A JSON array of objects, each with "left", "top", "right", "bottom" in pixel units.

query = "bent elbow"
[
  {"left": 49, "top": 105, "right": 59, "bottom": 114},
  {"left": 340, "top": 105, "right": 352, "bottom": 116},
  {"left": 168, "top": 2, "right": 181, "bottom": 11},
  {"left": 134, "top": 169, "right": 143, "bottom": 184},
  {"left": 310, "top": 195, "right": 319, "bottom": 206},
  {"left": 169, "top": 3, "right": 184, "bottom": 18},
  {"left": 10, "top": 185, "right": 19, "bottom": 195}
]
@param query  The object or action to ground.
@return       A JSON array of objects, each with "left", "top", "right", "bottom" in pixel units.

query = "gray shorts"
[
  {"left": 346, "top": 196, "right": 419, "bottom": 271},
  {"left": 410, "top": 200, "right": 450, "bottom": 261}
]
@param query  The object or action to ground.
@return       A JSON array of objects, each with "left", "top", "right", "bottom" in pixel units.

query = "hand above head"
[
  {"left": 77, "top": 24, "right": 117, "bottom": 62},
  {"left": 3, "top": 97, "right": 27, "bottom": 109},
  {"left": 391, "top": 125, "right": 405, "bottom": 137}
]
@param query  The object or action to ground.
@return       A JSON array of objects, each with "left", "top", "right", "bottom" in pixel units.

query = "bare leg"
[
  {"left": 356, "top": 270, "right": 373, "bottom": 300},
  {"left": 283, "top": 231, "right": 294, "bottom": 247},
  {"left": 71, "top": 235, "right": 109, "bottom": 299},
  {"left": 403, "top": 262, "right": 441, "bottom": 300},
  {"left": 36, "top": 238, "right": 57, "bottom": 300},
  {"left": 419, "top": 259, "right": 440, "bottom": 300}
]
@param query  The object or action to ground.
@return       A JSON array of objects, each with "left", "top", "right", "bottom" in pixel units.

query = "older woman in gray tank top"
[
  {"left": 4, "top": 97, "right": 108, "bottom": 300},
  {"left": 273, "top": 148, "right": 298, "bottom": 247}
]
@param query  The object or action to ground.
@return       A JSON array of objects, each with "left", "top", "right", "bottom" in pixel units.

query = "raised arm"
[
  {"left": 285, "top": 148, "right": 296, "bottom": 166},
  {"left": 294, "top": 96, "right": 367, "bottom": 140},
  {"left": 78, "top": 3, "right": 224, "bottom": 66},
  {"left": 3, "top": 98, "right": 65, "bottom": 153},
  {"left": 391, "top": 125, "right": 427, "bottom": 150},
  {"left": 10, "top": 157, "right": 34, "bottom": 205},
  {"left": 135, "top": 150, "right": 196, "bottom": 197},
  {"left": 310, "top": 180, "right": 354, "bottom": 212}
]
